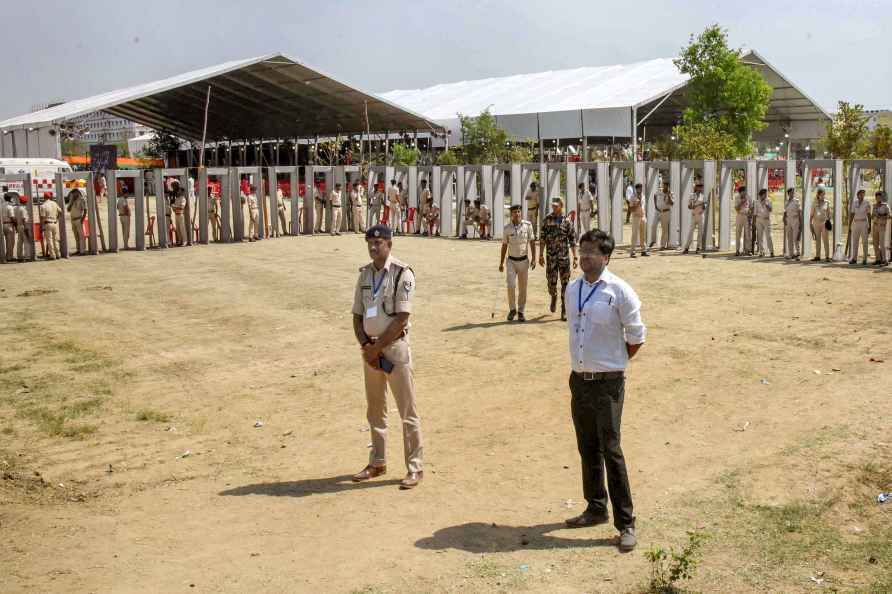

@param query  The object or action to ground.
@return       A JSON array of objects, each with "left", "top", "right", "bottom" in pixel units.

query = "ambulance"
[{"left": 0, "top": 158, "right": 87, "bottom": 203}]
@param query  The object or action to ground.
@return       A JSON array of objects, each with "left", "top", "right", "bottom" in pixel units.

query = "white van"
[{"left": 0, "top": 158, "right": 86, "bottom": 202}]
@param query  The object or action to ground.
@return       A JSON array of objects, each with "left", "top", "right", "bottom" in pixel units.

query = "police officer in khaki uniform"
[
  {"left": 1, "top": 193, "right": 16, "bottom": 261},
  {"left": 275, "top": 188, "right": 289, "bottom": 236},
  {"left": 329, "top": 182, "right": 343, "bottom": 236},
  {"left": 734, "top": 186, "right": 752, "bottom": 256},
  {"left": 499, "top": 204, "right": 536, "bottom": 321},
  {"left": 313, "top": 185, "right": 325, "bottom": 233},
  {"left": 117, "top": 192, "right": 131, "bottom": 249},
  {"left": 14, "top": 195, "right": 33, "bottom": 261},
  {"left": 351, "top": 224, "right": 423, "bottom": 489},
  {"left": 783, "top": 188, "right": 802, "bottom": 260},
  {"left": 67, "top": 189, "right": 87, "bottom": 255},
  {"left": 246, "top": 186, "right": 260, "bottom": 241},
  {"left": 754, "top": 189, "right": 775, "bottom": 258},
  {"left": 651, "top": 181, "right": 673, "bottom": 250},
  {"left": 39, "top": 196, "right": 62, "bottom": 260},
  {"left": 525, "top": 182, "right": 541, "bottom": 239},
  {"left": 628, "top": 183, "right": 648, "bottom": 257},
  {"left": 849, "top": 189, "right": 871, "bottom": 265},
  {"left": 872, "top": 191, "right": 889, "bottom": 266},
  {"left": 209, "top": 188, "right": 221, "bottom": 242},
  {"left": 577, "top": 183, "right": 595, "bottom": 235},
  {"left": 810, "top": 188, "right": 832, "bottom": 261},
  {"left": 418, "top": 180, "right": 431, "bottom": 236},
  {"left": 350, "top": 181, "right": 365, "bottom": 233},
  {"left": 682, "top": 183, "right": 705, "bottom": 254},
  {"left": 172, "top": 187, "right": 188, "bottom": 246}
]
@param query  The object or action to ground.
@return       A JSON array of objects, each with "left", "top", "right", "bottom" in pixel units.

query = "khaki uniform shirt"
[
  {"left": 350, "top": 189, "right": 361, "bottom": 208},
  {"left": 478, "top": 205, "right": 490, "bottom": 223},
  {"left": 2, "top": 202, "right": 15, "bottom": 226},
  {"left": 524, "top": 189, "right": 540, "bottom": 210},
  {"left": 173, "top": 195, "right": 187, "bottom": 215},
  {"left": 386, "top": 186, "right": 399, "bottom": 207},
  {"left": 689, "top": 192, "right": 706, "bottom": 216},
  {"left": 277, "top": 190, "right": 286, "bottom": 212},
  {"left": 14, "top": 204, "right": 31, "bottom": 227},
  {"left": 579, "top": 191, "right": 594, "bottom": 213},
  {"left": 784, "top": 198, "right": 802, "bottom": 220},
  {"left": 352, "top": 255, "right": 415, "bottom": 338},
  {"left": 503, "top": 220, "right": 534, "bottom": 258},
  {"left": 68, "top": 195, "right": 86, "bottom": 220},
  {"left": 851, "top": 198, "right": 871, "bottom": 221},
  {"left": 329, "top": 190, "right": 343, "bottom": 207},
  {"left": 874, "top": 202, "right": 890, "bottom": 221},
  {"left": 755, "top": 198, "right": 772, "bottom": 219},
  {"left": 655, "top": 191, "right": 673, "bottom": 212},
  {"left": 812, "top": 200, "right": 830, "bottom": 222},
  {"left": 40, "top": 199, "right": 61, "bottom": 223},
  {"left": 734, "top": 194, "right": 751, "bottom": 215},
  {"left": 629, "top": 192, "right": 645, "bottom": 216},
  {"left": 247, "top": 194, "right": 259, "bottom": 212},
  {"left": 117, "top": 197, "right": 130, "bottom": 217}
]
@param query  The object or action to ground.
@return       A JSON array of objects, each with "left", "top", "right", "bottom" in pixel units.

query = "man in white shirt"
[
  {"left": 577, "top": 182, "right": 594, "bottom": 235},
  {"left": 849, "top": 189, "right": 871, "bottom": 265},
  {"left": 624, "top": 181, "right": 635, "bottom": 224},
  {"left": 563, "top": 229, "right": 645, "bottom": 553}
]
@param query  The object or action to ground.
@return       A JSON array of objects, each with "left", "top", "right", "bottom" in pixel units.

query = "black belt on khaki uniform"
[
  {"left": 372, "top": 330, "right": 407, "bottom": 341},
  {"left": 44, "top": 219, "right": 58, "bottom": 224},
  {"left": 572, "top": 370, "right": 624, "bottom": 381},
  {"left": 508, "top": 255, "right": 528, "bottom": 262}
]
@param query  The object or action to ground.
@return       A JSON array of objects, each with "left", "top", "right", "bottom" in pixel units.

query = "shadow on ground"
[
  {"left": 415, "top": 521, "right": 617, "bottom": 553},
  {"left": 219, "top": 475, "right": 402, "bottom": 498}
]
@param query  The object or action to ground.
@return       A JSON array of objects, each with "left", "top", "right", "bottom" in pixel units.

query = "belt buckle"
[{"left": 582, "top": 371, "right": 596, "bottom": 381}]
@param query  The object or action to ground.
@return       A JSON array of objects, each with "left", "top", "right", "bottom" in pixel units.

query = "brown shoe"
[
  {"left": 565, "top": 510, "right": 609, "bottom": 528},
  {"left": 352, "top": 465, "right": 386, "bottom": 482},
  {"left": 400, "top": 471, "right": 423, "bottom": 489}
]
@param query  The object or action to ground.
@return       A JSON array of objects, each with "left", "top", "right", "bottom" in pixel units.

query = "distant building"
[{"left": 866, "top": 109, "right": 892, "bottom": 130}]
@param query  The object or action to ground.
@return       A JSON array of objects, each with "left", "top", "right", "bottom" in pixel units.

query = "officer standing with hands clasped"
[
  {"left": 564, "top": 229, "right": 646, "bottom": 553},
  {"left": 499, "top": 204, "right": 536, "bottom": 322},
  {"left": 351, "top": 224, "right": 424, "bottom": 489}
]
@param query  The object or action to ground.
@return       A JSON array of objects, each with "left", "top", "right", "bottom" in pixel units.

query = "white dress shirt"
[{"left": 565, "top": 268, "right": 646, "bottom": 373}]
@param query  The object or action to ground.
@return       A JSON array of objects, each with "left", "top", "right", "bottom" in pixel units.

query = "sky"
[{"left": 2, "top": 0, "right": 890, "bottom": 121}]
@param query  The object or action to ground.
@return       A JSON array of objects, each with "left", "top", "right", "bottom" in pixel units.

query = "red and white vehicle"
[{"left": 0, "top": 158, "right": 86, "bottom": 202}]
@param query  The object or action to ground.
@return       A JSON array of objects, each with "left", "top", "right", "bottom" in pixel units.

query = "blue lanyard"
[
  {"left": 372, "top": 269, "right": 386, "bottom": 298},
  {"left": 578, "top": 280, "right": 602, "bottom": 315}
]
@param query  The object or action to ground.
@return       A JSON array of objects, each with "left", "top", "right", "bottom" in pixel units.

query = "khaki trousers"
[
  {"left": 353, "top": 206, "right": 364, "bottom": 232},
  {"left": 390, "top": 207, "right": 402, "bottom": 233},
  {"left": 16, "top": 225, "right": 32, "bottom": 260},
  {"left": 872, "top": 221, "right": 888, "bottom": 262},
  {"left": 579, "top": 210, "right": 591, "bottom": 235},
  {"left": 71, "top": 218, "right": 86, "bottom": 253},
  {"left": 656, "top": 211, "right": 671, "bottom": 248},
  {"left": 506, "top": 257, "right": 530, "bottom": 313},
  {"left": 44, "top": 222, "right": 60, "bottom": 259},
  {"left": 735, "top": 215, "right": 751, "bottom": 253},
  {"left": 528, "top": 208, "right": 539, "bottom": 238},
  {"left": 119, "top": 215, "right": 130, "bottom": 248},
  {"left": 174, "top": 214, "right": 186, "bottom": 245},
  {"left": 3, "top": 225, "right": 14, "bottom": 259},
  {"left": 362, "top": 339, "right": 423, "bottom": 473},
  {"left": 210, "top": 215, "right": 221, "bottom": 241},
  {"left": 756, "top": 218, "right": 774, "bottom": 255},
  {"left": 248, "top": 211, "right": 259, "bottom": 239},
  {"left": 277, "top": 209, "right": 288, "bottom": 235},
  {"left": 785, "top": 222, "right": 800, "bottom": 257},
  {"left": 314, "top": 201, "right": 324, "bottom": 232},
  {"left": 850, "top": 220, "right": 868, "bottom": 261},
  {"left": 630, "top": 214, "right": 647, "bottom": 252},
  {"left": 813, "top": 220, "right": 830, "bottom": 259},
  {"left": 330, "top": 207, "right": 342, "bottom": 234},
  {"left": 684, "top": 214, "right": 703, "bottom": 251}
]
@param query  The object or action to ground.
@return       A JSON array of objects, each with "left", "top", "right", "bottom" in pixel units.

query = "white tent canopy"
[{"left": 380, "top": 50, "right": 830, "bottom": 144}]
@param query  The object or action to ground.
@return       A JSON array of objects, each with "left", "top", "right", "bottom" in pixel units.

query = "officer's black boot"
[
  {"left": 560, "top": 300, "right": 567, "bottom": 321},
  {"left": 550, "top": 294, "right": 557, "bottom": 313},
  {"left": 507, "top": 309, "right": 517, "bottom": 321}
]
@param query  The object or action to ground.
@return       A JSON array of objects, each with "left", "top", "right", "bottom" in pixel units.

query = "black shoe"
[
  {"left": 641, "top": 251, "right": 649, "bottom": 257},
  {"left": 849, "top": 259, "right": 857, "bottom": 265},
  {"left": 560, "top": 303, "right": 566, "bottom": 321},
  {"left": 682, "top": 249, "right": 689, "bottom": 254},
  {"left": 812, "top": 256, "right": 820, "bottom": 261},
  {"left": 550, "top": 295, "right": 557, "bottom": 313},
  {"left": 629, "top": 253, "right": 636, "bottom": 258},
  {"left": 507, "top": 309, "right": 517, "bottom": 321},
  {"left": 517, "top": 312, "right": 526, "bottom": 322}
]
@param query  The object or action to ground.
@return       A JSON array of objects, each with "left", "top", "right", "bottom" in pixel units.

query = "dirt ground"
[{"left": 1, "top": 226, "right": 891, "bottom": 594}]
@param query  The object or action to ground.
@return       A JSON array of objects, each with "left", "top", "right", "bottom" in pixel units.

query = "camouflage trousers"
[{"left": 546, "top": 256, "right": 571, "bottom": 298}]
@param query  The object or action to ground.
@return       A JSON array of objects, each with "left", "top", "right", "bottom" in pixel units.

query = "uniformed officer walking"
[
  {"left": 246, "top": 186, "right": 260, "bottom": 241},
  {"left": 783, "top": 188, "right": 802, "bottom": 260},
  {"left": 754, "top": 189, "right": 775, "bottom": 258},
  {"left": 734, "top": 186, "right": 752, "bottom": 256},
  {"left": 872, "top": 191, "right": 889, "bottom": 266},
  {"left": 525, "top": 182, "right": 541, "bottom": 239},
  {"left": 650, "top": 181, "right": 673, "bottom": 250},
  {"left": 351, "top": 181, "right": 365, "bottom": 233},
  {"left": 329, "top": 182, "right": 344, "bottom": 236},
  {"left": 539, "top": 197, "right": 578, "bottom": 320},
  {"left": 66, "top": 189, "right": 87, "bottom": 255},
  {"left": 563, "top": 229, "right": 645, "bottom": 553},
  {"left": 209, "top": 188, "right": 222, "bottom": 242},
  {"left": 351, "top": 224, "right": 424, "bottom": 489},
  {"left": 628, "top": 184, "right": 648, "bottom": 257},
  {"left": 849, "top": 189, "right": 871, "bottom": 265},
  {"left": 39, "top": 195, "right": 62, "bottom": 260},
  {"left": 577, "top": 182, "right": 594, "bottom": 235},
  {"left": 682, "top": 182, "right": 705, "bottom": 254},
  {"left": 809, "top": 188, "right": 832, "bottom": 261},
  {"left": 275, "top": 188, "right": 289, "bottom": 236},
  {"left": 499, "top": 205, "right": 537, "bottom": 322},
  {"left": 116, "top": 190, "right": 131, "bottom": 249}
]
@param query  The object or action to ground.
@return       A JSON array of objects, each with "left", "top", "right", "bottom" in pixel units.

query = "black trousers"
[{"left": 569, "top": 372, "right": 635, "bottom": 530}]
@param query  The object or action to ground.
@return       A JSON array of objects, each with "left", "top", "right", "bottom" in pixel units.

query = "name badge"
[{"left": 365, "top": 305, "right": 378, "bottom": 318}]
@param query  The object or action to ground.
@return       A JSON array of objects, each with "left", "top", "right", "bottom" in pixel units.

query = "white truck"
[{"left": 0, "top": 157, "right": 86, "bottom": 203}]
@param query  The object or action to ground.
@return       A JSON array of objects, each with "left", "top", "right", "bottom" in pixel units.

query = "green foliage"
[
  {"left": 436, "top": 148, "right": 462, "bottom": 165},
  {"left": 457, "top": 109, "right": 508, "bottom": 164},
  {"left": 823, "top": 101, "right": 870, "bottom": 159},
  {"left": 389, "top": 142, "right": 421, "bottom": 165},
  {"left": 869, "top": 123, "right": 892, "bottom": 159},
  {"left": 645, "top": 530, "right": 709, "bottom": 593},
  {"left": 649, "top": 136, "right": 683, "bottom": 161},
  {"left": 672, "top": 25, "right": 771, "bottom": 158},
  {"left": 506, "top": 143, "right": 534, "bottom": 163},
  {"left": 143, "top": 130, "right": 182, "bottom": 160}
]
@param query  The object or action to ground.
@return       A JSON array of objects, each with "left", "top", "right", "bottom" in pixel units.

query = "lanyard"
[
  {"left": 372, "top": 269, "right": 386, "bottom": 298},
  {"left": 578, "top": 280, "right": 602, "bottom": 315}
]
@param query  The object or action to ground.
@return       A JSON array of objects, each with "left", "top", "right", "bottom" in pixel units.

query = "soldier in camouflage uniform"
[{"left": 538, "top": 197, "right": 578, "bottom": 320}]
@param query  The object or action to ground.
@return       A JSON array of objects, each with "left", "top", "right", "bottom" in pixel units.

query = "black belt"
[
  {"left": 44, "top": 219, "right": 58, "bottom": 223},
  {"left": 572, "top": 371, "right": 624, "bottom": 381},
  {"left": 508, "top": 255, "right": 528, "bottom": 262}
]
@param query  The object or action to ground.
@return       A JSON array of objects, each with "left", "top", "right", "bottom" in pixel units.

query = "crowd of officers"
[{"left": 2, "top": 173, "right": 889, "bottom": 269}]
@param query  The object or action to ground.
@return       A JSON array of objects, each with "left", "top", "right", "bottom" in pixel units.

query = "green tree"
[
  {"left": 672, "top": 25, "right": 772, "bottom": 158},
  {"left": 457, "top": 109, "right": 509, "bottom": 163},
  {"left": 390, "top": 142, "right": 421, "bottom": 165},
  {"left": 868, "top": 123, "right": 892, "bottom": 159},
  {"left": 436, "top": 148, "right": 462, "bottom": 165},
  {"left": 143, "top": 130, "right": 182, "bottom": 165},
  {"left": 675, "top": 120, "right": 737, "bottom": 161},
  {"left": 823, "top": 101, "right": 869, "bottom": 159}
]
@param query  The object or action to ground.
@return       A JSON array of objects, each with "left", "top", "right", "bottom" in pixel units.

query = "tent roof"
[
  {"left": 0, "top": 54, "right": 441, "bottom": 139},
  {"left": 379, "top": 50, "right": 830, "bottom": 124}
]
